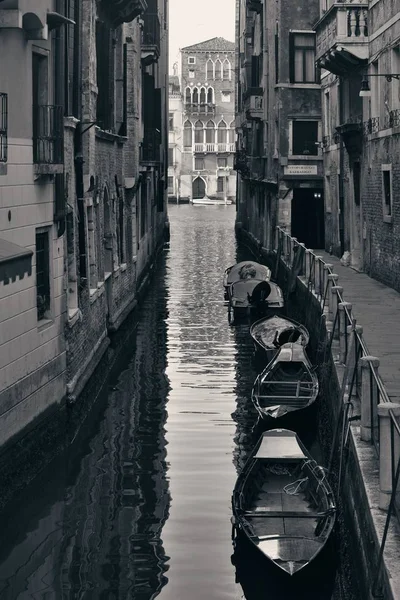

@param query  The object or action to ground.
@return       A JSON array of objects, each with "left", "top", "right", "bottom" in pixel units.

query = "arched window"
[
  {"left": 206, "top": 120, "right": 215, "bottom": 144},
  {"left": 194, "top": 120, "right": 204, "bottom": 144},
  {"left": 185, "top": 87, "right": 191, "bottom": 104},
  {"left": 192, "top": 87, "right": 199, "bottom": 104},
  {"left": 183, "top": 120, "right": 193, "bottom": 148},
  {"left": 217, "top": 120, "right": 227, "bottom": 144},
  {"left": 206, "top": 59, "right": 214, "bottom": 81},
  {"left": 207, "top": 87, "right": 214, "bottom": 104},
  {"left": 200, "top": 87, "right": 206, "bottom": 104},
  {"left": 215, "top": 59, "right": 222, "bottom": 80},
  {"left": 222, "top": 59, "right": 231, "bottom": 80}
]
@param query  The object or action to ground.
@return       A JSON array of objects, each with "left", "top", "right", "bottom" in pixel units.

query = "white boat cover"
[{"left": 254, "top": 429, "right": 307, "bottom": 460}]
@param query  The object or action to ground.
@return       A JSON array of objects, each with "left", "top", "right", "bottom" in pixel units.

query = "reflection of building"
[
  {"left": 168, "top": 70, "right": 184, "bottom": 203},
  {"left": 316, "top": 1, "right": 400, "bottom": 283},
  {"left": 179, "top": 38, "right": 237, "bottom": 204},
  {"left": 235, "top": 0, "right": 324, "bottom": 250}
]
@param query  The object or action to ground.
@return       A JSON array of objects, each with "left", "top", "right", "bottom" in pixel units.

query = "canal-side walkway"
[{"left": 318, "top": 251, "right": 400, "bottom": 402}]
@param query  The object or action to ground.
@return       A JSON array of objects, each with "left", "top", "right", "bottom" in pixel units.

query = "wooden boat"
[
  {"left": 250, "top": 315, "right": 309, "bottom": 364},
  {"left": 252, "top": 343, "right": 318, "bottom": 422},
  {"left": 223, "top": 261, "right": 271, "bottom": 300},
  {"left": 227, "top": 279, "right": 284, "bottom": 323},
  {"left": 231, "top": 428, "right": 336, "bottom": 577}
]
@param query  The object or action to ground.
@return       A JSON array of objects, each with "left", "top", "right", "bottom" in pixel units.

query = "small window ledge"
[
  {"left": 37, "top": 317, "right": 53, "bottom": 331},
  {"left": 120, "top": 263, "right": 127, "bottom": 272},
  {"left": 113, "top": 266, "right": 120, "bottom": 278},
  {"left": 68, "top": 307, "right": 81, "bottom": 327},
  {"left": 104, "top": 271, "right": 112, "bottom": 281},
  {"left": 383, "top": 215, "right": 393, "bottom": 224}
]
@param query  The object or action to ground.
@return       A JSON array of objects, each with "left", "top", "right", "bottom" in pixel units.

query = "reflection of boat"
[
  {"left": 250, "top": 315, "right": 309, "bottom": 365},
  {"left": 252, "top": 343, "right": 318, "bottom": 422},
  {"left": 231, "top": 429, "right": 336, "bottom": 578},
  {"left": 227, "top": 279, "right": 284, "bottom": 323},
  {"left": 223, "top": 261, "right": 272, "bottom": 299}
]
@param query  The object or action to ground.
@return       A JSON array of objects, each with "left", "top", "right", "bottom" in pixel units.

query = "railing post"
[
  {"left": 314, "top": 256, "right": 323, "bottom": 297},
  {"left": 346, "top": 324, "right": 363, "bottom": 396},
  {"left": 298, "top": 243, "right": 306, "bottom": 276},
  {"left": 305, "top": 250, "right": 312, "bottom": 285},
  {"left": 322, "top": 263, "right": 333, "bottom": 303},
  {"left": 331, "top": 286, "right": 343, "bottom": 340},
  {"left": 338, "top": 302, "right": 352, "bottom": 364},
  {"left": 377, "top": 403, "right": 400, "bottom": 510},
  {"left": 360, "top": 356, "right": 380, "bottom": 442},
  {"left": 327, "top": 274, "right": 339, "bottom": 320}
]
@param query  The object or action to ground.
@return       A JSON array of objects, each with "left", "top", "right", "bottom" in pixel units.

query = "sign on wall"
[{"left": 284, "top": 165, "right": 318, "bottom": 176}]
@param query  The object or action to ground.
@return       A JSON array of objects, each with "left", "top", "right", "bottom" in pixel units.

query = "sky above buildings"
[{"left": 168, "top": 0, "right": 235, "bottom": 73}]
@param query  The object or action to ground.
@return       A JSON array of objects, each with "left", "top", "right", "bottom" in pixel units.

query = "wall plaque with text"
[{"left": 283, "top": 165, "right": 318, "bottom": 175}]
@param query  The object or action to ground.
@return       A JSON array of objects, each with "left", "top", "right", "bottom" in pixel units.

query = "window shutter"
[{"left": 289, "top": 33, "right": 294, "bottom": 83}]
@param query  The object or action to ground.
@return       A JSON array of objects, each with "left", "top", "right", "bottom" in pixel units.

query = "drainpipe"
[{"left": 73, "top": 0, "right": 87, "bottom": 283}]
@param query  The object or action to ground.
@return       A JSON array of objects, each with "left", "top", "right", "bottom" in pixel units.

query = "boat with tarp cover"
[
  {"left": 227, "top": 279, "right": 284, "bottom": 323},
  {"left": 223, "top": 261, "right": 271, "bottom": 300},
  {"left": 250, "top": 315, "right": 310, "bottom": 365},
  {"left": 252, "top": 343, "right": 318, "bottom": 423},
  {"left": 231, "top": 429, "right": 336, "bottom": 577}
]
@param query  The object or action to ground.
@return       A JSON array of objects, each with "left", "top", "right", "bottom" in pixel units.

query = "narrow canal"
[{"left": 0, "top": 204, "right": 357, "bottom": 599}]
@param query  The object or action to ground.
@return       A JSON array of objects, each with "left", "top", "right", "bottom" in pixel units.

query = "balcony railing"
[
  {"left": 315, "top": 2, "right": 368, "bottom": 73},
  {"left": 141, "top": 12, "right": 160, "bottom": 59},
  {"left": 33, "top": 105, "right": 63, "bottom": 165},
  {"left": 218, "top": 143, "right": 235, "bottom": 153},
  {"left": 185, "top": 103, "right": 216, "bottom": 116},
  {"left": 0, "top": 92, "right": 7, "bottom": 163},
  {"left": 245, "top": 94, "right": 263, "bottom": 120},
  {"left": 141, "top": 128, "right": 161, "bottom": 162}
]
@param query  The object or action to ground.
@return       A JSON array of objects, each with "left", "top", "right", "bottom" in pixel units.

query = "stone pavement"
[{"left": 318, "top": 251, "right": 400, "bottom": 402}]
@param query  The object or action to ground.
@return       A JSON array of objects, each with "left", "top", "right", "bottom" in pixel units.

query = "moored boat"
[
  {"left": 223, "top": 261, "right": 271, "bottom": 300},
  {"left": 252, "top": 343, "right": 318, "bottom": 422},
  {"left": 227, "top": 279, "right": 284, "bottom": 323},
  {"left": 250, "top": 315, "right": 309, "bottom": 364},
  {"left": 231, "top": 428, "right": 336, "bottom": 577}
]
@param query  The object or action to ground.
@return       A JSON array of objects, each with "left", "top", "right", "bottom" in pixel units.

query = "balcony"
[
  {"left": 244, "top": 94, "right": 263, "bottom": 120},
  {"left": 0, "top": 92, "right": 7, "bottom": 165},
  {"left": 185, "top": 103, "right": 216, "bottom": 116},
  {"left": 141, "top": 12, "right": 160, "bottom": 65},
  {"left": 33, "top": 105, "right": 64, "bottom": 175},
  {"left": 335, "top": 114, "right": 363, "bottom": 156},
  {"left": 141, "top": 128, "right": 161, "bottom": 163},
  {"left": 100, "top": 0, "right": 147, "bottom": 27},
  {"left": 314, "top": 2, "right": 368, "bottom": 75}
]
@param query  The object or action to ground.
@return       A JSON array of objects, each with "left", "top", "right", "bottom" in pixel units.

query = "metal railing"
[
  {"left": 275, "top": 225, "right": 400, "bottom": 597},
  {"left": 0, "top": 92, "right": 7, "bottom": 163},
  {"left": 33, "top": 105, "right": 64, "bottom": 164}
]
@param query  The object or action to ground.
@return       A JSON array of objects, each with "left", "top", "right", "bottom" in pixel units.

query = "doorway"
[
  {"left": 192, "top": 177, "right": 206, "bottom": 199},
  {"left": 291, "top": 187, "right": 325, "bottom": 249}
]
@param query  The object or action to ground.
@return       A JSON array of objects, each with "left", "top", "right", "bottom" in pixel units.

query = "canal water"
[{"left": 0, "top": 204, "right": 355, "bottom": 599}]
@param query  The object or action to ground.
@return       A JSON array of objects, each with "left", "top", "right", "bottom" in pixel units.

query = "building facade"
[
  {"left": 316, "top": 0, "right": 400, "bottom": 284},
  {"left": 179, "top": 37, "right": 237, "bottom": 204},
  {"left": 235, "top": 0, "right": 324, "bottom": 250},
  {"left": 168, "top": 71, "right": 183, "bottom": 202},
  {"left": 0, "top": 0, "right": 168, "bottom": 463}
]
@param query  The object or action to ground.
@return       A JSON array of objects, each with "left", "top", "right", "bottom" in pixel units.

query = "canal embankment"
[{"left": 236, "top": 222, "right": 400, "bottom": 600}]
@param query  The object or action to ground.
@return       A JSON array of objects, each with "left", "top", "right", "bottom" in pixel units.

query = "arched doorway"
[{"left": 192, "top": 177, "right": 206, "bottom": 199}]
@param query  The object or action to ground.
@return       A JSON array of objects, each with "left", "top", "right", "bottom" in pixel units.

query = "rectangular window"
[
  {"left": 290, "top": 32, "right": 316, "bottom": 83},
  {"left": 36, "top": 230, "right": 51, "bottom": 320},
  {"left": 292, "top": 120, "right": 319, "bottom": 155},
  {"left": 188, "top": 56, "right": 196, "bottom": 64},
  {"left": 169, "top": 113, "right": 174, "bottom": 130},
  {"left": 168, "top": 147, "right": 174, "bottom": 165},
  {"left": 382, "top": 165, "right": 393, "bottom": 221},
  {"left": 96, "top": 19, "right": 114, "bottom": 131},
  {"left": 218, "top": 157, "right": 227, "bottom": 168},
  {"left": 195, "top": 157, "right": 204, "bottom": 170},
  {"left": 189, "top": 69, "right": 195, "bottom": 78},
  {"left": 217, "top": 176, "right": 224, "bottom": 192},
  {"left": 168, "top": 176, "right": 174, "bottom": 191},
  {"left": 0, "top": 92, "right": 7, "bottom": 163},
  {"left": 221, "top": 91, "right": 231, "bottom": 103}
]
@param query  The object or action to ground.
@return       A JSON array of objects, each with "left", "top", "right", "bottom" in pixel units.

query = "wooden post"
[
  {"left": 322, "top": 263, "right": 333, "bottom": 308},
  {"left": 327, "top": 274, "right": 339, "bottom": 321},
  {"left": 314, "top": 256, "right": 323, "bottom": 296},
  {"left": 346, "top": 324, "right": 363, "bottom": 397},
  {"left": 377, "top": 402, "right": 400, "bottom": 510},
  {"left": 331, "top": 286, "right": 343, "bottom": 340},
  {"left": 338, "top": 302, "right": 352, "bottom": 364},
  {"left": 360, "top": 356, "right": 380, "bottom": 442},
  {"left": 305, "top": 250, "right": 312, "bottom": 285}
]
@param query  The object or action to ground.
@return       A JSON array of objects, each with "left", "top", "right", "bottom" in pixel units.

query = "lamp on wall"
[{"left": 359, "top": 73, "right": 400, "bottom": 97}]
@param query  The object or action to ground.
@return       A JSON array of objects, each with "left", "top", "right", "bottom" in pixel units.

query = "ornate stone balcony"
[
  {"left": 100, "top": 0, "right": 147, "bottom": 27},
  {"left": 244, "top": 94, "right": 263, "bottom": 120},
  {"left": 314, "top": 1, "right": 368, "bottom": 75}
]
